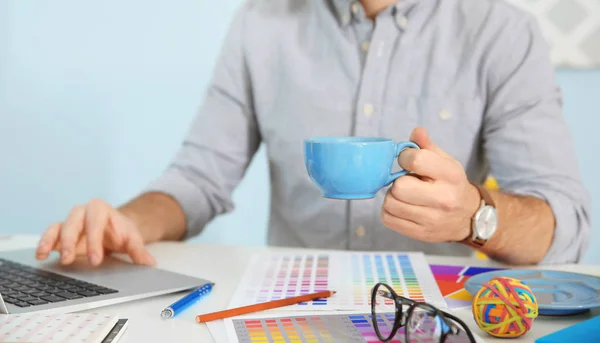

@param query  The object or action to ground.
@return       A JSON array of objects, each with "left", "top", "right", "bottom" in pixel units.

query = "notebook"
[
  {"left": 0, "top": 313, "right": 128, "bottom": 343},
  {"left": 535, "top": 316, "right": 600, "bottom": 343}
]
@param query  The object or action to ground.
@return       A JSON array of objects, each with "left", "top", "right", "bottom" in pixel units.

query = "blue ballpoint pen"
[{"left": 161, "top": 283, "right": 215, "bottom": 319}]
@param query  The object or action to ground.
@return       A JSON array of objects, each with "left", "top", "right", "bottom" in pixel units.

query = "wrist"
[
  {"left": 118, "top": 206, "right": 162, "bottom": 244},
  {"left": 456, "top": 183, "right": 482, "bottom": 241}
]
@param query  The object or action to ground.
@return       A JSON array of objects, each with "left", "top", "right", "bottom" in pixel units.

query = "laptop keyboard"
[{"left": 0, "top": 258, "right": 118, "bottom": 308}]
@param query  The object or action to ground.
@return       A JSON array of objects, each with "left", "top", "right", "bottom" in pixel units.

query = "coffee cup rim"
[{"left": 304, "top": 136, "right": 393, "bottom": 144}]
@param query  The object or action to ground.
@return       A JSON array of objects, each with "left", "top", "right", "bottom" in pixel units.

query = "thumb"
[{"left": 409, "top": 126, "right": 450, "bottom": 157}]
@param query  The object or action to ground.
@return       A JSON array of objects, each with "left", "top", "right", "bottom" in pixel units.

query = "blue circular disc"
[{"left": 465, "top": 270, "right": 600, "bottom": 315}]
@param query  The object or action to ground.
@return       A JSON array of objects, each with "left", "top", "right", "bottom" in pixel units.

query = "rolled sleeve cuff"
[
  {"left": 144, "top": 167, "right": 213, "bottom": 240},
  {"left": 510, "top": 188, "right": 588, "bottom": 264}
]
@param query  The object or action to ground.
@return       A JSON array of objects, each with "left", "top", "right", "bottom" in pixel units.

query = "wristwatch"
[{"left": 462, "top": 183, "right": 498, "bottom": 248}]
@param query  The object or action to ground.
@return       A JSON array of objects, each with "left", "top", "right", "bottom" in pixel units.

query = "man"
[{"left": 35, "top": 0, "right": 590, "bottom": 267}]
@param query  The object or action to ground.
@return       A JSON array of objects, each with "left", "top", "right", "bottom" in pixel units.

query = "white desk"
[{"left": 1, "top": 236, "right": 598, "bottom": 343}]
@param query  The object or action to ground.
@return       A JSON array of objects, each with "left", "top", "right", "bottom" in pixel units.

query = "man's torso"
[{"left": 222, "top": 0, "right": 530, "bottom": 255}]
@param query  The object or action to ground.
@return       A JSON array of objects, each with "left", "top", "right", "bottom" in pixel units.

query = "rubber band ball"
[{"left": 472, "top": 276, "right": 538, "bottom": 338}]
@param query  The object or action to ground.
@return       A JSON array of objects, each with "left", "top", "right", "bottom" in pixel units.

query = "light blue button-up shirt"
[{"left": 146, "top": 0, "right": 590, "bottom": 263}]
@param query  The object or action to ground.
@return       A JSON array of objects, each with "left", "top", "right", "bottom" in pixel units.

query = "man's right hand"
[{"left": 35, "top": 198, "right": 156, "bottom": 267}]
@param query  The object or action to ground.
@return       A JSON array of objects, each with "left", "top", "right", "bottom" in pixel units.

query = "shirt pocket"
[
  {"left": 256, "top": 81, "right": 355, "bottom": 158},
  {"left": 414, "top": 94, "right": 485, "bottom": 166}
]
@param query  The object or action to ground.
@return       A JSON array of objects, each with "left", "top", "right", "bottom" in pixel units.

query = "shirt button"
[
  {"left": 342, "top": 13, "right": 351, "bottom": 25},
  {"left": 363, "top": 103, "right": 375, "bottom": 117},
  {"left": 361, "top": 40, "right": 370, "bottom": 52},
  {"left": 439, "top": 109, "right": 452, "bottom": 120},
  {"left": 351, "top": 2, "right": 361, "bottom": 15},
  {"left": 356, "top": 226, "right": 366, "bottom": 237},
  {"left": 397, "top": 15, "right": 409, "bottom": 29}
]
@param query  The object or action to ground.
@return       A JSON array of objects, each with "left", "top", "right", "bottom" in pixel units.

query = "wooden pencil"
[{"left": 196, "top": 290, "right": 336, "bottom": 323}]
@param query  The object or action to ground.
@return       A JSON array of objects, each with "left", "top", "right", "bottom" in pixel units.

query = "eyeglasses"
[{"left": 371, "top": 283, "right": 476, "bottom": 343}]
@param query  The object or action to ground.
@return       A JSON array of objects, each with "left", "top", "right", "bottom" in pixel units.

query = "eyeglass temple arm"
[{"left": 440, "top": 311, "right": 477, "bottom": 343}]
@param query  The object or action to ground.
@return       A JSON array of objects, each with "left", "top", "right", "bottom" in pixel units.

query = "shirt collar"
[{"left": 330, "top": 0, "right": 420, "bottom": 27}]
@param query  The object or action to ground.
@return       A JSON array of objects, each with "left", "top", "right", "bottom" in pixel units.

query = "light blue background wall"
[{"left": 1, "top": 1, "right": 598, "bottom": 262}]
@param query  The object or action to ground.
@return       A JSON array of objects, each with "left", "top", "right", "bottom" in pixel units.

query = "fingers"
[
  {"left": 408, "top": 126, "right": 450, "bottom": 158},
  {"left": 399, "top": 147, "right": 456, "bottom": 181},
  {"left": 382, "top": 191, "right": 440, "bottom": 226},
  {"left": 41, "top": 198, "right": 153, "bottom": 267},
  {"left": 109, "top": 211, "right": 153, "bottom": 266},
  {"left": 381, "top": 207, "right": 423, "bottom": 238},
  {"left": 390, "top": 175, "right": 440, "bottom": 207},
  {"left": 381, "top": 207, "right": 445, "bottom": 243},
  {"left": 85, "top": 199, "right": 111, "bottom": 266},
  {"left": 36, "top": 223, "right": 61, "bottom": 260},
  {"left": 125, "top": 235, "right": 156, "bottom": 266},
  {"left": 391, "top": 175, "right": 464, "bottom": 212},
  {"left": 59, "top": 205, "right": 86, "bottom": 264}
]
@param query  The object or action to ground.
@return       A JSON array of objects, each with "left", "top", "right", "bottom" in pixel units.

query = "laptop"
[{"left": 0, "top": 248, "right": 212, "bottom": 314}]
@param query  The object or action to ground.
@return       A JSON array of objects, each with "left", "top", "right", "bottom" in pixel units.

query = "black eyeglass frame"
[{"left": 370, "top": 282, "right": 477, "bottom": 343}]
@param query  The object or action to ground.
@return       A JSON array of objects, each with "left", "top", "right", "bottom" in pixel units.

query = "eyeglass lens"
[{"left": 408, "top": 306, "right": 472, "bottom": 343}]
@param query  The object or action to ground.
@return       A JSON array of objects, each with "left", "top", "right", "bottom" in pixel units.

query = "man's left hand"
[{"left": 381, "top": 127, "right": 482, "bottom": 243}]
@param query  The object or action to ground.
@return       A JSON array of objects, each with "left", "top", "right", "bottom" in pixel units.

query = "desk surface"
[{"left": 1, "top": 235, "right": 598, "bottom": 343}]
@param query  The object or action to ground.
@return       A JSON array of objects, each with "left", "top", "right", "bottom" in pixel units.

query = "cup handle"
[{"left": 385, "top": 141, "right": 420, "bottom": 186}]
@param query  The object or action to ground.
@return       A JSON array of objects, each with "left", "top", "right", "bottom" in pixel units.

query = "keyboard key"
[
  {"left": 12, "top": 285, "right": 30, "bottom": 292},
  {"left": 14, "top": 301, "right": 31, "bottom": 307},
  {"left": 73, "top": 281, "right": 94, "bottom": 287},
  {"left": 22, "top": 288, "right": 39, "bottom": 295},
  {"left": 31, "top": 291, "right": 50, "bottom": 298},
  {"left": 56, "top": 292, "right": 84, "bottom": 300},
  {"left": 16, "top": 295, "right": 38, "bottom": 302},
  {"left": 41, "top": 295, "right": 66, "bottom": 303},
  {"left": 4, "top": 292, "right": 24, "bottom": 298},
  {"left": 3, "top": 297, "right": 16, "bottom": 304},
  {"left": 76, "top": 290, "right": 99, "bottom": 297},
  {"left": 17, "top": 279, "right": 35, "bottom": 286},
  {"left": 95, "top": 288, "right": 118, "bottom": 295},
  {"left": 34, "top": 285, "right": 54, "bottom": 291},
  {"left": 27, "top": 299, "right": 49, "bottom": 306},
  {"left": 58, "top": 284, "right": 77, "bottom": 291},
  {"left": 46, "top": 288, "right": 63, "bottom": 294}
]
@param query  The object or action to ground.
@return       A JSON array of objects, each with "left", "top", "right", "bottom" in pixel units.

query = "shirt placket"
[{"left": 348, "top": 10, "right": 400, "bottom": 251}]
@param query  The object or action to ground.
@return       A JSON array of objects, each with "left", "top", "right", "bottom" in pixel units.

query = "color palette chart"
[
  {"left": 228, "top": 251, "right": 446, "bottom": 311},
  {"left": 225, "top": 313, "right": 476, "bottom": 343},
  {"left": 430, "top": 264, "right": 504, "bottom": 309}
]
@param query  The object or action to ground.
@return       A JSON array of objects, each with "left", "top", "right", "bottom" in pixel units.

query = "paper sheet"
[
  {"left": 430, "top": 265, "right": 504, "bottom": 310},
  {"left": 223, "top": 312, "right": 487, "bottom": 343},
  {"left": 206, "top": 320, "right": 229, "bottom": 343},
  {"left": 0, "top": 312, "right": 118, "bottom": 343},
  {"left": 229, "top": 251, "right": 446, "bottom": 311}
]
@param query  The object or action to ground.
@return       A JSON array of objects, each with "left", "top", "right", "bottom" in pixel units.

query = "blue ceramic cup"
[{"left": 304, "top": 137, "right": 420, "bottom": 199}]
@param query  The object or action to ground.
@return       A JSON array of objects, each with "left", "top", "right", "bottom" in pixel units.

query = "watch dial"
[{"left": 476, "top": 206, "right": 498, "bottom": 240}]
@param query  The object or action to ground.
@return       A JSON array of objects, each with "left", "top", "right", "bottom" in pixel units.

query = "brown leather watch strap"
[{"left": 461, "top": 183, "right": 496, "bottom": 248}]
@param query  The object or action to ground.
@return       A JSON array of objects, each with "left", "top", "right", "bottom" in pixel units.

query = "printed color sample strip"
[
  {"left": 227, "top": 313, "right": 474, "bottom": 343},
  {"left": 229, "top": 252, "right": 445, "bottom": 311}
]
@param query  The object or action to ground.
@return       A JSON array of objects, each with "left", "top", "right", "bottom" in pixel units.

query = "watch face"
[{"left": 475, "top": 206, "right": 498, "bottom": 240}]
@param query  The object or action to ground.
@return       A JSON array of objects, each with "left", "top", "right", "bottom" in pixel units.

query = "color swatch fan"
[
  {"left": 229, "top": 251, "right": 446, "bottom": 311},
  {"left": 430, "top": 264, "right": 504, "bottom": 309}
]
